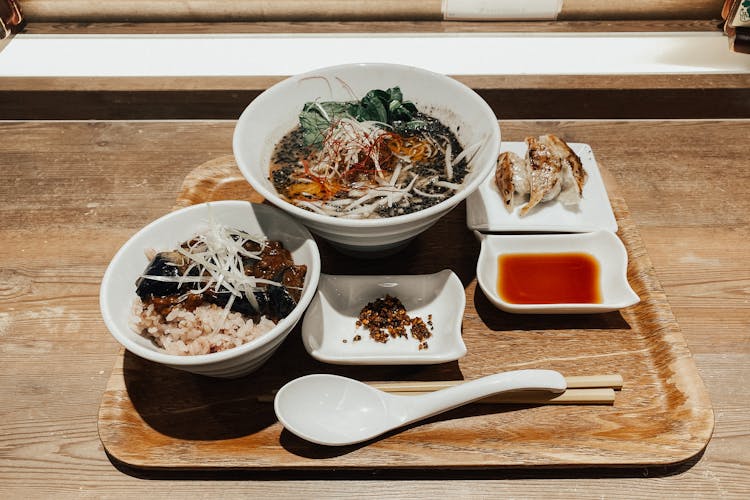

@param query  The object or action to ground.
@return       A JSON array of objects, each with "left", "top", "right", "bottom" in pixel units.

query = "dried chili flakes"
[{"left": 355, "top": 295, "right": 433, "bottom": 349}]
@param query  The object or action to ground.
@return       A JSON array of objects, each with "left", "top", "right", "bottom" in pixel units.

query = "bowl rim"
[
  {"left": 232, "top": 62, "right": 501, "bottom": 228},
  {"left": 99, "top": 200, "right": 321, "bottom": 366}
]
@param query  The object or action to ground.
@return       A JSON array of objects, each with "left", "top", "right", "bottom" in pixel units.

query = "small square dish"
[
  {"left": 301, "top": 270, "right": 467, "bottom": 365},
  {"left": 466, "top": 142, "right": 618, "bottom": 233},
  {"left": 476, "top": 231, "right": 639, "bottom": 314}
]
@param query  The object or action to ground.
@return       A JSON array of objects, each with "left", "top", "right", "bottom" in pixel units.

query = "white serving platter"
[{"left": 466, "top": 142, "right": 618, "bottom": 233}]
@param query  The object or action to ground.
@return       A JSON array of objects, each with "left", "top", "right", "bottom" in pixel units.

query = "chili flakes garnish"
[{"left": 355, "top": 295, "right": 432, "bottom": 349}]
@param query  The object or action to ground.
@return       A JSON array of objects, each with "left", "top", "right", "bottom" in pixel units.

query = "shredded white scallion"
[
  {"left": 281, "top": 112, "right": 484, "bottom": 218},
  {"left": 139, "top": 212, "right": 281, "bottom": 310},
  {"left": 444, "top": 139, "right": 453, "bottom": 180},
  {"left": 451, "top": 139, "right": 482, "bottom": 167},
  {"left": 434, "top": 180, "right": 463, "bottom": 190}
]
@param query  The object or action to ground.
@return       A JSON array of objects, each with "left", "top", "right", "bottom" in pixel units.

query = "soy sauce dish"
[{"left": 476, "top": 231, "right": 639, "bottom": 314}]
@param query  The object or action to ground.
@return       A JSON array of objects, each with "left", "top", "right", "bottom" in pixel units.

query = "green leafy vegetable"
[
  {"left": 298, "top": 87, "right": 425, "bottom": 146},
  {"left": 298, "top": 101, "right": 350, "bottom": 147}
]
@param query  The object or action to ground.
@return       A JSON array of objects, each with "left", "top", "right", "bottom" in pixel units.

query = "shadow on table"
[
  {"left": 473, "top": 285, "right": 632, "bottom": 332},
  {"left": 122, "top": 338, "right": 464, "bottom": 442}
]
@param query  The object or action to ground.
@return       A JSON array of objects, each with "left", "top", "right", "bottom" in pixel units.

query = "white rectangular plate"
[{"left": 466, "top": 142, "right": 617, "bottom": 233}]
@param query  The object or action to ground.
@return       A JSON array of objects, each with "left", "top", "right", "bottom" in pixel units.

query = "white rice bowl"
[{"left": 100, "top": 201, "right": 321, "bottom": 378}]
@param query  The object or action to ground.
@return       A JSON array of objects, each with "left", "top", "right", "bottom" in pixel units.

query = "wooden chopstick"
[
  {"left": 256, "top": 387, "right": 615, "bottom": 405},
  {"left": 257, "top": 374, "right": 622, "bottom": 405},
  {"left": 368, "top": 374, "right": 623, "bottom": 392},
  {"left": 385, "top": 388, "right": 616, "bottom": 405}
]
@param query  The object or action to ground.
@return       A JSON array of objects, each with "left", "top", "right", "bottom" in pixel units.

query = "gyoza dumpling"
[
  {"left": 495, "top": 151, "right": 528, "bottom": 212},
  {"left": 542, "top": 134, "right": 587, "bottom": 206},
  {"left": 519, "top": 136, "right": 563, "bottom": 216}
]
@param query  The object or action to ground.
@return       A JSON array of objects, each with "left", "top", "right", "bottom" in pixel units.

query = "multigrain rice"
[{"left": 131, "top": 297, "right": 276, "bottom": 355}]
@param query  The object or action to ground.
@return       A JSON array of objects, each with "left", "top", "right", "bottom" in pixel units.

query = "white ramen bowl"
[
  {"left": 100, "top": 201, "right": 321, "bottom": 378},
  {"left": 233, "top": 63, "right": 501, "bottom": 254}
]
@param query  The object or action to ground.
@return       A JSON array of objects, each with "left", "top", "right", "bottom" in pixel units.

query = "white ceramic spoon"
[{"left": 274, "top": 369, "right": 566, "bottom": 446}]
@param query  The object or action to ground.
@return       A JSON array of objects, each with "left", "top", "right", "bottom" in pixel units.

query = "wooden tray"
[{"left": 98, "top": 155, "right": 713, "bottom": 470}]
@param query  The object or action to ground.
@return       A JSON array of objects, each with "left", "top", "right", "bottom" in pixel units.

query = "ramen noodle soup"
[{"left": 269, "top": 87, "right": 482, "bottom": 219}]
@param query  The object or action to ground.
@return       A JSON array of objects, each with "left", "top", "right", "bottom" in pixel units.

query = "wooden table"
[
  {"left": 2, "top": 116, "right": 748, "bottom": 497},
  {"left": 0, "top": 13, "right": 747, "bottom": 497}
]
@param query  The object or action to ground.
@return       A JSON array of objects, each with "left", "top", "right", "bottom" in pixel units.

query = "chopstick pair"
[
  {"left": 258, "top": 374, "right": 622, "bottom": 405},
  {"left": 368, "top": 374, "right": 622, "bottom": 405}
]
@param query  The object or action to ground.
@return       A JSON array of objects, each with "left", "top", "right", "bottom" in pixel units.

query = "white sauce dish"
[
  {"left": 301, "top": 270, "right": 466, "bottom": 364},
  {"left": 476, "top": 231, "right": 639, "bottom": 314}
]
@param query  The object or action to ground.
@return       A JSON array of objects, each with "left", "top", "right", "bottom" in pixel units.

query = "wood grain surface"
[
  {"left": 21, "top": 19, "right": 725, "bottom": 35},
  {"left": 5, "top": 81, "right": 750, "bottom": 120},
  {"left": 18, "top": 0, "right": 722, "bottom": 22},
  {"left": 97, "top": 155, "right": 713, "bottom": 469},
  {"left": 1, "top": 119, "right": 748, "bottom": 496}
]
